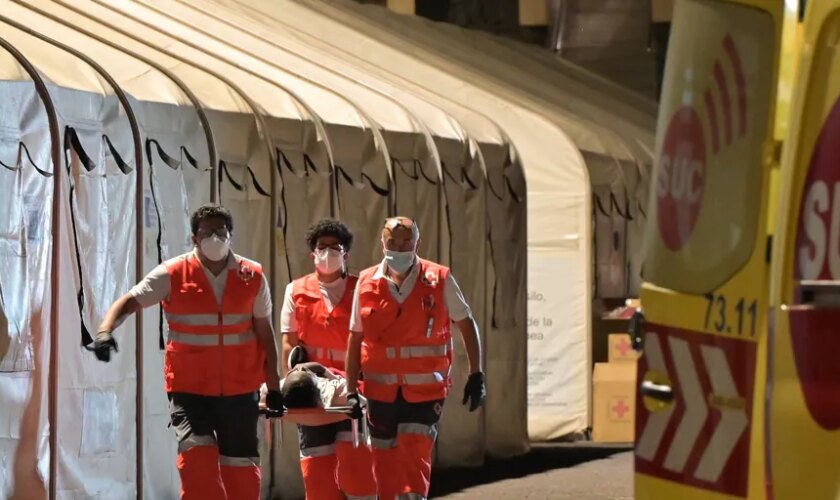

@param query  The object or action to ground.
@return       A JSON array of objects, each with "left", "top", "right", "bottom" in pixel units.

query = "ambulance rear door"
[{"left": 634, "top": 1, "right": 782, "bottom": 499}]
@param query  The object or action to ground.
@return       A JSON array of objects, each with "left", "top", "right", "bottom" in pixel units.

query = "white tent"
[
  {"left": 202, "top": 0, "right": 531, "bottom": 459},
  {"left": 359, "top": 6, "right": 657, "bottom": 296},
  {"left": 227, "top": 0, "right": 657, "bottom": 442},
  {"left": 299, "top": 0, "right": 659, "bottom": 440},
  {"left": 3, "top": 0, "right": 338, "bottom": 493},
  {"left": 134, "top": 0, "right": 500, "bottom": 471}
]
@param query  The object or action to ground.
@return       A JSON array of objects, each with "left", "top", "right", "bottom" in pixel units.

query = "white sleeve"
[
  {"left": 444, "top": 273, "right": 472, "bottom": 322},
  {"left": 279, "top": 283, "right": 297, "bottom": 333},
  {"left": 129, "top": 264, "right": 171, "bottom": 307},
  {"left": 252, "top": 274, "right": 273, "bottom": 319},
  {"left": 348, "top": 281, "right": 364, "bottom": 333}
]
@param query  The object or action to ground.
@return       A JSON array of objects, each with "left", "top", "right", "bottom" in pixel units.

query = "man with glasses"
[
  {"left": 93, "top": 204, "right": 283, "bottom": 500},
  {"left": 279, "top": 217, "right": 376, "bottom": 500},
  {"left": 345, "top": 216, "right": 486, "bottom": 500}
]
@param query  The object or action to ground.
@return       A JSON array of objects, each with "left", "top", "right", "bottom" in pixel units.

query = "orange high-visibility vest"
[
  {"left": 292, "top": 273, "right": 358, "bottom": 371},
  {"left": 357, "top": 259, "right": 452, "bottom": 403},
  {"left": 162, "top": 253, "right": 265, "bottom": 396}
]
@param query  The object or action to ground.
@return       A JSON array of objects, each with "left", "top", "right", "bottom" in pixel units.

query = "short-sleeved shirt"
[
  {"left": 267, "top": 369, "right": 356, "bottom": 408},
  {"left": 349, "top": 258, "right": 472, "bottom": 333},
  {"left": 279, "top": 276, "right": 348, "bottom": 333},
  {"left": 129, "top": 249, "right": 272, "bottom": 318}
]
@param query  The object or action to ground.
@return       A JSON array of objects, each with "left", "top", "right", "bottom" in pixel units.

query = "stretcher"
[{"left": 259, "top": 404, "right": 371, "bottom": 448}]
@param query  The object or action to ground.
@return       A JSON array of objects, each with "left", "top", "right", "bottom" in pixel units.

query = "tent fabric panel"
[
  {"left": 481, "top": 145, "right": 529, "bottom": 456},
  {"left": 204, "top": 0, "right": 508, "bottom": 155},
  {"left": 435, "top": 139, "right": 487, "bottom": 466},
  {"left": 3, "top": 24, "right": 142, "bottom": 493},
  {"left": 593, "top": 185, "right": 629, "bottom": 299},
  {"left": 330, "top": 124, "right": 392, "bottom": 274},
  {"left": 392, "top": 156, "right": 442, "bottom": 263},
  {"left": 525, "top": 155, "right": 591, "bottom": 439},
  {"left": 139, "top": 0, "right": 430, "bottom": 137},
  {"left": 275, "top": 146, "right": 334, "bottom": 282},
  {"left": 0, "top": 67, "right": 54, "bottom": 498},
  {"left": 336, "top": 166, "right": 391, "bottom": 276},
  {"left": 29, "top": 0, "right": 307, "bottom": 120},
  {"left": 0, "top": 82, "right": 51, "bottom": 374},
  {"left": 92, "top": 0, "right": 384, "bottom": 132},
  {"left": 319, "top": 0, "right": 655, "bottom": 160},
  {"left": 299, "top": 0, "right": 640, "bottom": 164},
  {"left": 50, "top": 87, "right": 139, "bottom": 498}
]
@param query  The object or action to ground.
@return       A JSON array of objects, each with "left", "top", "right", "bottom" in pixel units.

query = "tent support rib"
[{"left": 0, "top": 35, "right": 62, "bottom": 500}]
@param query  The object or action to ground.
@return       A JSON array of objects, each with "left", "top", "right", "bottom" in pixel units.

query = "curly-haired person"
[{"left": 279, "top": 217, "right": 376, "bottom": 499}]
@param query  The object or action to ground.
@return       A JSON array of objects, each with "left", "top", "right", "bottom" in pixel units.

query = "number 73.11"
[{"left": 703, "top": 293, "right": 757, "bottom": 337}]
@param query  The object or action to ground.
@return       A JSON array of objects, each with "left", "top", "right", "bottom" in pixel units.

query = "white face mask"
[
  {"left": 384, "top": 249, "right": 416, "bottom": 274},
  {"left": 314, "top": 248, "right": 344, "bottom": 275},
  {"left": 200, "top": 235, "right": 231, "bottom": 262}
]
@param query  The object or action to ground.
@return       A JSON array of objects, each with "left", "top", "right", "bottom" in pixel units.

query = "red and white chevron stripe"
[{"left": 635, "top": 324, "right": 756, "bottom": 497}]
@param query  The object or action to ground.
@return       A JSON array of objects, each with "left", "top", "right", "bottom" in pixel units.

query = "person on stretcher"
[{"left": 260, "top": 357, "right": 365, "bottom": 410}]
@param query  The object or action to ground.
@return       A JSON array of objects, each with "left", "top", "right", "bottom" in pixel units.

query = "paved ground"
[{"left": 430, "top": 443, "right": 633, "bottom": 499}]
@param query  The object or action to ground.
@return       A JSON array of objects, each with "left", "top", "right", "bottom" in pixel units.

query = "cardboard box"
[
  {"left": 651, "top": 0, "right": 675, "bottom": 22},
  {"left": 592, "top": 362, "right": 637, "bottom": 443},
  {"left": 608, "top": 333, "right": 639, "bottom": 363},
  {"left": 387, "top": 0, "right": 414, "bottom": 15},
  {"left": 519, "top": 0, "right": 548, "bottom": 26}
]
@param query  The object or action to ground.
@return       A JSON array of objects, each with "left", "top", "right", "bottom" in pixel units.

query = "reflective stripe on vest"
[
  {"left": 293, "top": 274, "right": 357, "bottom": 371},
  {"left": 363, "top": 372, "right": 445, "bottom": 385},
  {"left": 161, "top": 253, "right": 264, "bottom": 396},
  {"left": 356, "top": 260, "right": 453, "bottom": 403},
  {"left": 164, "top": 312, "right": 252, "bottom": 326},
  {"left": 168, "top": 330, "right": 256, "bottom": 346},
  {"left": 303, "top": 345, "right": 346, "bottom": 363},
  {"left": 385, "top": 344, "right": 449, "bottom": 359}
]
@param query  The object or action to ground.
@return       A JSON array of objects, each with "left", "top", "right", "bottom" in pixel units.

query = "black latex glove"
[
  {"left": 462, "top": 371, "right": 486, "bottom": 412},
  {"left": 265, "top": 390, "right": 285, "bottom": 418},
  {"left": 347, "top": 393, "right": 363, "bottom": 420},
  {"left": 93, "top": 331, "right": 118, "bottom": 362}
]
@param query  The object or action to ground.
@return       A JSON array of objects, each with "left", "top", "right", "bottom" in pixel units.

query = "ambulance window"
[{"left": 642, "top": 0, "right": 775, "bottom": 294}]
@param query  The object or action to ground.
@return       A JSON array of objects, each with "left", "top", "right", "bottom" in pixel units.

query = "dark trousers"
[
  {"left": 168, "top": 392, "right": 261, "bottom": 500},
  {"left": 368, "top": 390, "right": 444, "bottom": 499}
]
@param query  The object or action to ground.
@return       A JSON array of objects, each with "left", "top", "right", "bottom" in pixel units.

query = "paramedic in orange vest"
[
  {"left": 345, "top": 217, "right": 486, "bottom": 500},
  {"left": 279, "top": 218, "right": 377, "bottom": 499},
  {"left": 92, "top": 204, "right": 283, "bottom": 500}
]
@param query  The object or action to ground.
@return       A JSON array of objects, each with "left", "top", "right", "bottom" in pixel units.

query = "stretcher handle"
[{"left": 258, "top": 405, "right": 356, "bottom": 416}]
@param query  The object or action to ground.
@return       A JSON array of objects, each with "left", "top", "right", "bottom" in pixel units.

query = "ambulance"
[{"left": 633, "top": 0, "right": 840, "bottom": 497}]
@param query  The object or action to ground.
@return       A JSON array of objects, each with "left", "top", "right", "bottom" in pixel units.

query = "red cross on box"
[
  {"left": 612, "top": 398, "right": 631, "bottom": 419},
  {"left": 617, "top": 338, "right": 631, "bottom": 356}
]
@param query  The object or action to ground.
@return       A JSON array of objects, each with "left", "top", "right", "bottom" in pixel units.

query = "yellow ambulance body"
[{"left": 632, "top": 0, "right": 840, "bottom": 498}]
